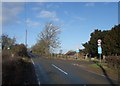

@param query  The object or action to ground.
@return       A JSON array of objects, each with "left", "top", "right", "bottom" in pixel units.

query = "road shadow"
[
  {"left": 28, "top": 52, "right": 40, "bottom": 58},
  {"left": 93, "top": 61, "right": 116, "bottom": 86},
  {"left": 118, "top": 65, "right": 120, "bottom": 86}
]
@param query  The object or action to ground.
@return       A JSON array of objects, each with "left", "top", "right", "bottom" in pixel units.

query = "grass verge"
[{"left": 2, "top": 56, "right": 38, "bottom": 85}]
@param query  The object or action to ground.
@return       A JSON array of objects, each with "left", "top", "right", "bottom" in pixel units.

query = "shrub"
[
  {"left": 2, "top": 50, "right": 11, "bottom": 60},
  {"left": 105, "top": 56, "right": 120, "bottom": 69},
  {"left": 12, "top": 44, "right": 28, "bottom": 57}
]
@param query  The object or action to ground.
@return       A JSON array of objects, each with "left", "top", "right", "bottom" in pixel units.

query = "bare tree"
[{"left": 36, "top": 22, "right": 61, "bottom": 56}]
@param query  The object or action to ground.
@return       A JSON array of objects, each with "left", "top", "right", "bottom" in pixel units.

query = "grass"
[
  {"left": 89, "top": 64, "right": 100, "bottom": 68},
  {"left": 2, "top": 56, "right": 37, "bottom": 85},
  {"left": 21, "top": 57, "right": 31, "bottom": 63}
]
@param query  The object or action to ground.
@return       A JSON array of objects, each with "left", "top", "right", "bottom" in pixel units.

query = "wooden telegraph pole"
[{"left": 25, "top": 29, "right": 27, "bottom": 48}]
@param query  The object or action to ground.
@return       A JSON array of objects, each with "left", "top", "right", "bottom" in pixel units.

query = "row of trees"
[
  {"left": 32, "top": 22, "right": 61, "bottom": 57},
  {"left": 1, "top": 34, "right": 28, "bottom": 57},
  {"left": 82, "top": 24, "right": 120, "bottom": 57},
  {"left": 32, "top": 23, "right": 120, "bottom": 58},
  {"left": 2, "top": 34, "right": 16, "bottom": 50},
  {"left": 1, "top": 22, "right": 61, "bottom": 58}
]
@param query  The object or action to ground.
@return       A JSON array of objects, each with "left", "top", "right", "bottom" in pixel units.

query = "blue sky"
[{"left": 2, "top": 2, "right": 118, "bottom": 53}]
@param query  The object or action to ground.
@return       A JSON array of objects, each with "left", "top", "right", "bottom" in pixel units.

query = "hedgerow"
[{"left": 105, "top": 56, "right": 120, "bottom": 69}]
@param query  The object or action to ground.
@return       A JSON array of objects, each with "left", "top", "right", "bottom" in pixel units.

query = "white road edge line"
[
  {"left": 31, "top": 58, "right": 35, "bottom": 65},
  {"left": 31, "top": 58, "right": 41, "bottom": 86},
  {"left": 52, "top": 64, "right": 68, "bottom": 75}
]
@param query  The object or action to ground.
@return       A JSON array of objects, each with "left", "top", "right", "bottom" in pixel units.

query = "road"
[
  {"left": 28, "top": 53, "right": 118, "bottom": 85},
  {"left": 0, "top": 62, "right": 1, "bottom": 86}
]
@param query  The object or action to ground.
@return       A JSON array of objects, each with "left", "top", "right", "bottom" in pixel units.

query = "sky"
[{"left": 2, "top": 2, "right": 118, "bottom": 53}]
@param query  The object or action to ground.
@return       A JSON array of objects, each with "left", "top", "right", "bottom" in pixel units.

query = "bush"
[
  {"left": 105, "top": 56, "right": 120, "bottom": 69},
  {"left": 12, "top": 44, "right": 28, "bottom": 57},
  {"left": 2, "top": 50, "right": 11, "bottom": 60}
]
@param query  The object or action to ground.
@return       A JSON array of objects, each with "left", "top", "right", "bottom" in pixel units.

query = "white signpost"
[
  {"left": 76, "top": 48, "right": 80, "bottom": 59},
  {"left": 97, "top": 39, "right": 102, "bottom": 63}
]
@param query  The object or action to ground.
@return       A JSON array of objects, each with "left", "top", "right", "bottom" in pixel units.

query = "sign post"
[
  {"left": 98, "top": 46, "right": 102, "bottom": 62},
  {"left": 97, "top": 39, "right": 102, "bottom": 63},
  {"left": 76, "top": 48, "right": 80, "bottom": 59}
]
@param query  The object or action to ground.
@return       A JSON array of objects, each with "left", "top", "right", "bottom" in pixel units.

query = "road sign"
[
  {"left": 97, "top": 39, "right": 102, "bottom": 44},
  {"left": 98, "top": 43, "right": 101, "bottom": 46},
  {"left": 97, "top": 39, "right": 102, "bottom": 63},
  {"left": 76, "top": 49, "right": 80, "bottom": 53},
  {"left": 98, "top": 46, "right": 102, "bottom": 54}
]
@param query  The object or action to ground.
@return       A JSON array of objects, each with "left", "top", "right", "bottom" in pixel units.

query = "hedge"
[{"left": 105, "top": 56, "right": 120, "bottom": 69}]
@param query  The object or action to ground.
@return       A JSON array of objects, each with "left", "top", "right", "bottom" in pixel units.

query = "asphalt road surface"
[
  {"left": 0, "top": 62, "right": 1, "bottom": 86},
  {"left": 28, "top": 53, "right": 118, "bottom": 85}
]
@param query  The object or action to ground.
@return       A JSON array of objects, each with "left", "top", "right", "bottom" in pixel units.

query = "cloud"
[
  {"left": 37, "top": 10, "right": 59, "bottom": 21},
  {"left": 64, "top": 11, "right": 69, "bottom": 15},
  {"left": 2, "top": 2, "right": 24, "bottom": 25},
  {"left": 0, "top": 15, "right": 2, "bottom": 25},
  {"left": 31, "top": 3, "right": 44, "bottom": 11},
  {"left": 46, "top": 4, "right": 53, "bottom": 8},
  {"left": 85, "top": 2, "right": 95, "bottom": 7},
  {"left": 26, "top": 18, "right": 41, "bottom": 27},
  {"left": 0, "top": 2, "right": 2, "bottom": 26},
  {"left": 1, "top": 0, "right": 119, "bottom": 2},
  {"left": 46, "top": 3, "right": 60, "bottom": 9},
  {"left": 38, "top": 10, "right": 55, "bottom": 18},
  {"left": 32, "top": 7, "right": 42, "bottom": 11},
  {"left": 74, "top": 16, "right": 86, "bottom": 21}
]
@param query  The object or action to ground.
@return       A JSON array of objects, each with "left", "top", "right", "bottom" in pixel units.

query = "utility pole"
[
  {"left": 25, "top": 29, "right": 27, "bottom": 48},
  {"left": 25, "top": 2, "right": 27, "bottom": 49}
]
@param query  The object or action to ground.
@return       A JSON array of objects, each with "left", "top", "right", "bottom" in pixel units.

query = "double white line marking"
[{"left": 52, "top": 64, "right": 68, "bottom": 75}]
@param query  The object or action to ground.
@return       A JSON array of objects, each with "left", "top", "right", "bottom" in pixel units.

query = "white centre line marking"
[
  {"left": 31, "top": 58, "right": 41, "bottom": 86},
  {"left": 52, "top": 64, "right": 68, "bottom": 75}
]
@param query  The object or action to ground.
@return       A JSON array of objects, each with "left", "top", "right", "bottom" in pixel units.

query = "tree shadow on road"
[{"left": 93, "top": 61, "right": 115, "bottom": 86}]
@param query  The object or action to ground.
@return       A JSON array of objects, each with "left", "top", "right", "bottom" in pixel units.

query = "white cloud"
[
  {"left": 64, "top": 11, "right": 69, "bottom": 15},
  {"left": 46, "top": 4, "right": 53, "bottom": 8},
  {"left": 46, "top": 3, "right": 60, "bottom": 9},
  {"left": 0, "top": 14, "right": 2, "bottom": 26},
  {"left": 16, "top": 20, "right": 22, "bottom": 24},
  {"left": 26, "top": 18, "right": 41, "bottom": 27},
  {"left": 35, "top": 2, "right": 44, "bottom": 6},
  {"left": 0, "top": 9, "right": 2, "bottom": 26},
  {"left": 38, "top": 10, "right": 55, "bottom": 18},
  {"left": 2, "top": 0, "right": 119, "bottom": 2},
  {"left": 37, "top": 10, "right": 59, "bottom": 21},
  {"left": 31, "top": 3, "right": 44, "bottom": 11},
  {"left": 0, "top": 2, "right": 2, "bottom": 35},
  {"left": 2, "top": 2, "right": 24, "bottom": 25},
  {"left": 85, "top": 2, "right": 95, "bottom": 7},
  {"left": 74, "top": 16, "right": 86, "bottom": 21},
  {"left": 32, "top": 7, "right": 41, "bottom": 11}
]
